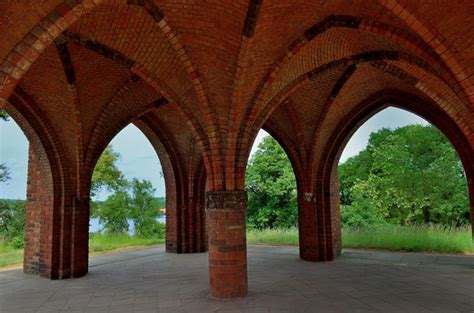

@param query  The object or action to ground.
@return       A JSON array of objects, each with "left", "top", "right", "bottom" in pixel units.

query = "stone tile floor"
[{"left": 1, "top": 246, "right": 473, "bottom": 312}]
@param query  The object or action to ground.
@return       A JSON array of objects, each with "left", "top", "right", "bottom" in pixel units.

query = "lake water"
[{"left": 89, "top": 216, "right": 166, "bottom": 235}]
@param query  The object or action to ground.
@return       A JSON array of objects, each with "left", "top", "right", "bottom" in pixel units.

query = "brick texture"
[
  {"left": 0, "top": 0, "right": 472, "bottom": 299},
  {"left": 206, "top": 191, "right": 248, "bottom": 298}
]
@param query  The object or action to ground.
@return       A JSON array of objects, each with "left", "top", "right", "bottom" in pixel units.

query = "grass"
[
  {"left": 341, "top": 224, "right": 474, "bottom": 254},
  {"left": 0, "top": 242, "right": 23, "bottom": 267},
  {"left": 248, "top": 224, "right": 473, "bottom": 254},
  {"left": 0, "top": 233, "right": 165, "bottom": 268},
  {"left": 1, "top": 225, "right": 473, "bottom": 268},
  {"left": 88, "top": 232, "right": 164, "bottom": 253},
  {"left": 247, "top": 227, "right": 299, "bottom": 246}
]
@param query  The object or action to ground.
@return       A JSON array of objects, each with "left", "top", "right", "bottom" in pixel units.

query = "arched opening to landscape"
[
  {"left": 338, "top": 106, "right": 471, "bottom": 252},
  {"left": 88, "top": 124, "right": 166, "bottom": 256},
  {"left": 314, "top": 93, "right": 474, "bottom": 259},
  {"left": 0, "top": 98, "right": 67, "bottom": 278},
  {"left": 245, "top": 129, "right": 299, "bottom": 245},
  {"left": 0, "top": 110, "right": 28, "bottom": 268}
]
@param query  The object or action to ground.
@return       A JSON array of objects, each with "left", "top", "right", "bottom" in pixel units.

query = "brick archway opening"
[
  {"left": 88, "top": 123, "right": 166, "bottom": 249},
  {"left": 318, "top": 92, "right": 474, "bottom": 257},
  {"left": 1, "top": 101, "right": 65, "bottom": 278},
  {"left": 337, "top": 105, "right": 471, "bottom": 244},
  {"left": 84, "top": 116, "right": 208, "bottom": 274},
  {"left": 245, "top": 128, "right": 300, "bottom": 232}
]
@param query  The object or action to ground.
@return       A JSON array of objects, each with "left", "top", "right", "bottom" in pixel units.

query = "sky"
[{"left": 0, "top": 107, "right": 428, "bottom": 200}]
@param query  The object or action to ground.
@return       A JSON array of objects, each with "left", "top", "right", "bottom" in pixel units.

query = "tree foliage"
[
  {"left": 339, "top": 125, "right": 469, "bottom": 227},
  {"left": 94, "top": 179, "right": 163, "bottom": 236},
  {"left": 96, "top": 190, "right": 130, "bottom": 234},
  {"left": 128, "top": 179, "right": 163, "bottom": 237},
  {"left": 90, "top": 145, "right": 127, "bottom": 197},
  {"left": 245, "top": 136, "right": 297, "bottom": 229},
  {"left": 0, "top": 112, "right": 11, "bottom": 183},
  {"left": 0, "top": 110, "right": 8, "bottom": 121},
  {"left": 90, "top": 146, "right": 163, "bottom": 237},
  {"left": 0, "top": 200, "right": 26, "bottom": 248},
  {"left": 0, "top": 163, "right": 10, "bottom": 183}
]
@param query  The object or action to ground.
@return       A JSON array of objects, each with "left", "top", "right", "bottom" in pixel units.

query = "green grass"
[
  {"left": 0, "top": 233, "right": 165, "bottom": 268},
  {"left": 88, "top": 232, "right": 164, "bottom": 253},
  {"left": 0, "top": 242, "right": 23, "bottom": 267},
  {"left": 247, "top": 227, "right": 299, "bottom": 246},
  {"left": 342, "top": 224, "right": 474, "bottom": 254},
  {"left": 1, "top": 225, "right": 473, "bottom": 268},
  {"left": 247, "top": 224, "right": 473, "bottom": 254}
]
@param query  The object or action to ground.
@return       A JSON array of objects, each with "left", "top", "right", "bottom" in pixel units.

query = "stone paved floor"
[{"left": 1, "top": 246, "right": 473, "bottom": 313}]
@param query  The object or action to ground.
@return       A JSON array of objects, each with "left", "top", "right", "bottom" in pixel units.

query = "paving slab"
[{"left": 0, "top": 245, "right": 473, "bottom": 312}]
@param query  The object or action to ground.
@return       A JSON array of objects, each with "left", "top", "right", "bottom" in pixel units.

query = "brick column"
[
  {"left": 297, "top": 187, "right": 341, "bottom": 262},
  {"left": 70, "top": 196, "right": 90, "bottom": 277},
  {"left": 298, "top": 191, "right": 319, "bottom": 261},
  {"left": 24, "top": 147, "right": 55, "bottom": 276},
  {"left": 206, "top": 191, "right": 247, "bottom": 298}
]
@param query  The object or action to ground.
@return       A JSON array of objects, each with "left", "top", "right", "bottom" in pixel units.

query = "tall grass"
[
  {"left": 342, "top": 224, "right": 473, "bottom": 254},
  {"left": 247, "top": 224, "right": 473, "bottom": 254},
  {"left": 247, "top": 227, "right": 299, "bottom": 246}
]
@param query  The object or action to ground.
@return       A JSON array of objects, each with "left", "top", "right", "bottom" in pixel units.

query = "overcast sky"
[{"left": 0, "top": 107, "right": 428, "bottom": 200}]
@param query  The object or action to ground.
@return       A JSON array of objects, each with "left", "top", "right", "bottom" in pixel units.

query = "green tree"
[
  {"left": 0, "top": 163, "right": 10, "bottom": 183},
  {"left": 245, "top": 136, "right": 297, "bottom": 229},
  {"left": 95, "top": 191, "right": 130, "bottom": 234},
  {"left": 90, "top": 145, "right": 127, "bottom": 198},
  {"left": 0, "top": 111, "right": 11, "bottom": 183},
  {"left": 340, "top": 125, "right": 469, "bottom": 227},
  {"left": 0, "top": 200, "right": 26, "bottom": 248},
  {"left": 129, "top": 179, "right": 163, "bottom": 238}
]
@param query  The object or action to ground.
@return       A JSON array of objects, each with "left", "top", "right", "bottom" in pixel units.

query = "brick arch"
[
  {"left": 3, "top": 90, "right": 77, "bottom": 278},
  {"left": 138, "top": 113, "right": 208, "bottom": 253},
  {"left": 308, "top": 62, "right": 474, "bottom": 178},
  {"left": 313, "top": 90, "right": 474, "bottom": 260},
  {"left": 308, "top": 62, "right": 474, "bottom": 179},
  {"left": 84, "top": 110, "right": 183, "bottom": 251},
  {"left": 83, "top": 99, "right": 168, "bottom": 197},
  {"left": 244, "top": 14, "right": 469, "bottom": 127},
  {"left": 226, "top": 9, "right": 472, "bottom": 194},
  {"left": 83, "top": 97, "right": 208, "bottom": 254},
  {"left": 262, "top": 120, "right": 305, "bottom": 187},
  {"left": 231, "top": 11, "right": 474, "bottom": 183},
  {"left": 376, "top": 0, "right": 474, "bottom": 107},
  {"left": 255, "top": 53, "right": 463, "bottom": 136},
  {"left": 236, "top": 50, "right": 470, "bottom": 184},
  {"left": 134, "top": 117, "right": 188, "bottom": 253},
  {"left": 0, "top": 0, "right": 219, "bottom": 189},
  {"left": 57, "top": 32, "right": 214, "bottom": 180},
  {"left": 261, "top": 121, "right": 312, "bottom": 244}
]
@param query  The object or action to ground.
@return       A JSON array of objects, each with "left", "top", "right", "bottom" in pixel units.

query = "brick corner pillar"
[
  {"left": 206, "top": 190, "right": 248, "bottom": 298},
  {"left": 23, "top": 147, "right": 53, "bottom": 277},
  {"left": 70, "top": 195, "right": 90, "bottom": 278},
  {"left": 298, "top": 192, "right": 319, "bottom": 262},
  {"left": 297, "top": 189, "right": 341, "bottom": 262}
]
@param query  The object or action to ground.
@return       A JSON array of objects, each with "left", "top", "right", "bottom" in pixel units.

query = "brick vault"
[{"left": 0, "top": 0, "right": 472, "bottom": 298}]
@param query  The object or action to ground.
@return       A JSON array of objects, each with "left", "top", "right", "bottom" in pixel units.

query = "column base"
[{"left": 206, "top": 191, "right": 248, "bottom": 298}]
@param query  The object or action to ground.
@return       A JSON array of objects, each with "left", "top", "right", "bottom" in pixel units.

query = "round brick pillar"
[{"left": 206, "top": 191, "right": 248, "bottom": 298}]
